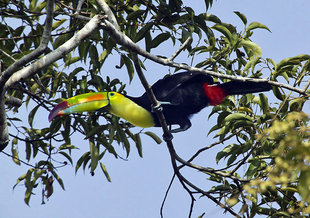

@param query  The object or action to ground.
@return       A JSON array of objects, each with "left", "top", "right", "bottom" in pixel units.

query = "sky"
[{"left": 1, "top": 1, "right": 310, "bottom": 218}]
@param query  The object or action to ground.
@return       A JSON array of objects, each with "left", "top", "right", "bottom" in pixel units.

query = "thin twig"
[
  {"left": 175, "top": 152, "right": 249, "bottom": 182},
  {"left": 230, "top": 142, "right": 260, "bottom": 175},
  {"left": 160, "top": 174, "right": 176, "bottom": 218},
  {"left": 168, "top": 36, "right": 192, "bottom": 61},
  {"left": 184, "top": 129, "right": 242, "bottom": 166},
  {"left": 1, "top": 150, "right": 37, "bottom": 168},
  {"left": 302, "top": 79, "right": 310, "bottom": 93}
]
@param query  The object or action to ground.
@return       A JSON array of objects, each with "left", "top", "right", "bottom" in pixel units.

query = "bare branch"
[
  {"left": 95, "top": 0, "right": 120, "bottom": 31},
  {"left": 168, "top": 36, "right": 192, "bottom": 62},
  {"left": 76, "top": 0, "right": 86, "bottom": 14},
  {"left": 185, "top": 129, "right": 242, "bottom": 165},
  {"left": 160, "top": 174, "right": 176, "bottom": 218},
  {"left": 302, "top": 78, "right": 310, "bottom": 93}
]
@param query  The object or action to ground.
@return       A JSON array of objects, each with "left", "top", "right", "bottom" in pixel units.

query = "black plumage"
[{"left": 127, "top": 72, "right": 272, "bottom": 132}]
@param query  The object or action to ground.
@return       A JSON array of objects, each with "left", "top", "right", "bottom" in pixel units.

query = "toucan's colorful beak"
[{"left": 48, "top": 92, "right": 110, "bottom": 122}]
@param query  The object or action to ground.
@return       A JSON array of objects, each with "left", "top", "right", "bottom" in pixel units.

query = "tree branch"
[
  {"left": 168, "top": 36, "right": 192, "bottom": 62},
  {"left": 96, "top": 0, "right": 120, "bottom": 31},
  {"left": 99, "top": 19, "right": 309, "bottom": 96},
  {"left": 0, "top": 0, "right": 54, "bottom": 88},
  {"left": 0, "top": 0, "right": 55, "bottom": 152},
  {"left": 132, "top": 53, "right": 240, "bottom": 217},
  {"left": 0, "top": 11, "right": 103, "bottom": 152},
  {"left": 4, "top": 14, "right": 102, "bottom": 89}
]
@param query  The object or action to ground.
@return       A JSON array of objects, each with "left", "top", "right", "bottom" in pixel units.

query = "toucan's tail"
[
  {"left": 203, "top": 81, "right": 272, "bottom": 106},
  {"left": 220, "top": 81, "right": 272, "bottom": 95}
]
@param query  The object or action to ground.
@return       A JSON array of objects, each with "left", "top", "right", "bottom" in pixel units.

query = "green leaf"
[
  {"left": 245, "top": 21, "right": 271, "bottom": 33},
  {"left": 224, "top": 113, "right": 253, "bottom": 123},
  {"left": 259, "top": 93, "right": 269, "bottom": 113},
  {"left": 90, "top": 141, "right": 99, "bottom": 173},
  {"left": 75, "top": 152, "right": 90, "bottom": 173},
  {"left": 50, "top": 169, "right": 65, "bottom": 190},
  {"left": 234, "top": 11, "right": 247, "bottom": 25},
  {"left": 99, "top": 50, "right": 108, "bottom": 63},
  {"left": 100, "top": 162, "right": 111, "bottom": 182},
  {"left": 272, "top": 86, "right": 285, "bottom": 101},
  {"left": 151, "top": 32, "right": 170, "bottom": 49},
  {"left": 28, "top": 104, "right": 40, "bottom": 127},
  {"left": 276, "top": 54, "right": 310, "bottom": 72},
  {"left": 121, "top": 55, "right": 134, "bottom": 82},
  {"left": 11, "top": 138, "right": 20, "bottom": 165},
  {"left": 242, "top": 57, "right": 260, "bottom": 73},
  {"left": 240, "top": 39, "right": 262, "bottom": 59},
  {"left": 204, "top": 0, "right": 214, "bottom": 10},
  {"left": 144, "top": 131, "right": 162, "bottom": 144},
  {"left": 199, "top": 13, "right": 221, "bottom": 24},
  {"left": 33, "top": 0, "right": 47, "bottom": 12},
  {"left": 13, "top": 174, "right": 27, "bottom": 189},
  {"left": 52, "top": 19, "right": 67, "bottom": 31},
  {"left": 30, "top": 0, "right": 38, "bottom": 11},
  {"left": 59, "top": 151, "right": 73, "bottom": 165},
  {"left": 135, "top": 22, "right": 153, "bottom": 42},
  {"left": 134, "top": 133, "right": 143, "bottom": 157},
  {"left": 53, "top": 33, "right": 69, "bottom": 49},
  {"left": 127, "top": 10, "right": 145, "bottom": 20},
  {"left": 216, "top": 144, "right": 237, "bottom": 163},
  {"left": 85, "top": 125, "right": 108, "bottom": 139},
  {"left": 212, "top": 24, "right": 232, "bottom": 41},
  {"left": 25, "top": 141, "right": 31, "bottom": 162}
]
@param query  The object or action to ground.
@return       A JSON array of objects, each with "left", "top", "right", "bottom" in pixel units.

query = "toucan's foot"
[
  {"left": 170, "top": 123, "right": 191, "bottom": 133},
  {"left": 151, "top": 103, "right": 163, "bottom": 112},
  {"left": 151, "top": 101, "right": 175, "bottom": 112}
]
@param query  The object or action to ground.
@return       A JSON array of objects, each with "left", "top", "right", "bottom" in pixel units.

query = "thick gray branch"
[
  {"left": 95, "top": 0, "right": 120, "bottom": 31},
  {"left": 0, "top": 0, "right": 54, "bottom": 88},
  {"left": 0, "top": 0, "right": 55, "bottom": 152},
  {"left": 4, "top": 15, "right": 102, "bottom": 89},
  {"left": 0, "top": 90, "right": 9, "bottom": 151},
  {"left": 0, "top": 14, "right": 102, "bottom": 152}
]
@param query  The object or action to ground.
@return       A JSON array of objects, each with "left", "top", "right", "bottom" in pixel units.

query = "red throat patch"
[{"left": 203, "top": 83, "right": 228, "bottom": 106}]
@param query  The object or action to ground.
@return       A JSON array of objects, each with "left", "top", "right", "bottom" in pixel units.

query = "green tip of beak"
[{"left": 48, "top": 92, "right": 110, "bottom": 122}]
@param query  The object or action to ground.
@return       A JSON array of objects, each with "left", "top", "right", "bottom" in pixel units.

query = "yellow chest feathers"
[{"left": 108, "top": 93, "right": 155, "bottom": 128}]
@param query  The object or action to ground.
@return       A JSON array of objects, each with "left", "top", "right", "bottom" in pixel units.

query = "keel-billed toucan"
[{"left": 49, "top": 72, "right": 272, "bottom": 132}]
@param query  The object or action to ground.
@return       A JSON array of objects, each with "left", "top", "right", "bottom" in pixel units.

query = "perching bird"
[{"left": 49, "top": 72, "right": 272, "bottom": 133}]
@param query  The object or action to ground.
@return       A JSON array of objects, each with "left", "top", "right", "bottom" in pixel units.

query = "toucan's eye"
[{"left": 109, "top": 92, "right": 115, "bottom": 97}]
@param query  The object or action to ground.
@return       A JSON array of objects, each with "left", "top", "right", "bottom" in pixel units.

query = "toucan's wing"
[{"left": 151, "top": 72, "right": 213, "bottom": 105}]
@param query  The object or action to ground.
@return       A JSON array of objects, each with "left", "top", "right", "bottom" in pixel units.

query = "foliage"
[
  {"left": 0, "top": 0, "right": 309, "bottom": 217},
  {"left": 243, "top": 112, "right": 310, "bottom": 216}
]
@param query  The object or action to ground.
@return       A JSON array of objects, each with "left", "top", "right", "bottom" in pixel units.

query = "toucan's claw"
[
  {"left": 170, "top": 122, "right": 191, "bottom": 133},
  {"left": 151, "top": 103, "right": 162, "bottom": 113},
  {"left": 151, "top": 101, "right": 175, "bottom": 112}
]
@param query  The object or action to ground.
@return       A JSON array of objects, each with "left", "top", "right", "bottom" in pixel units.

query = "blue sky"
[{"left": 1, "top": 1, "right": 310, "bottom": 218}]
